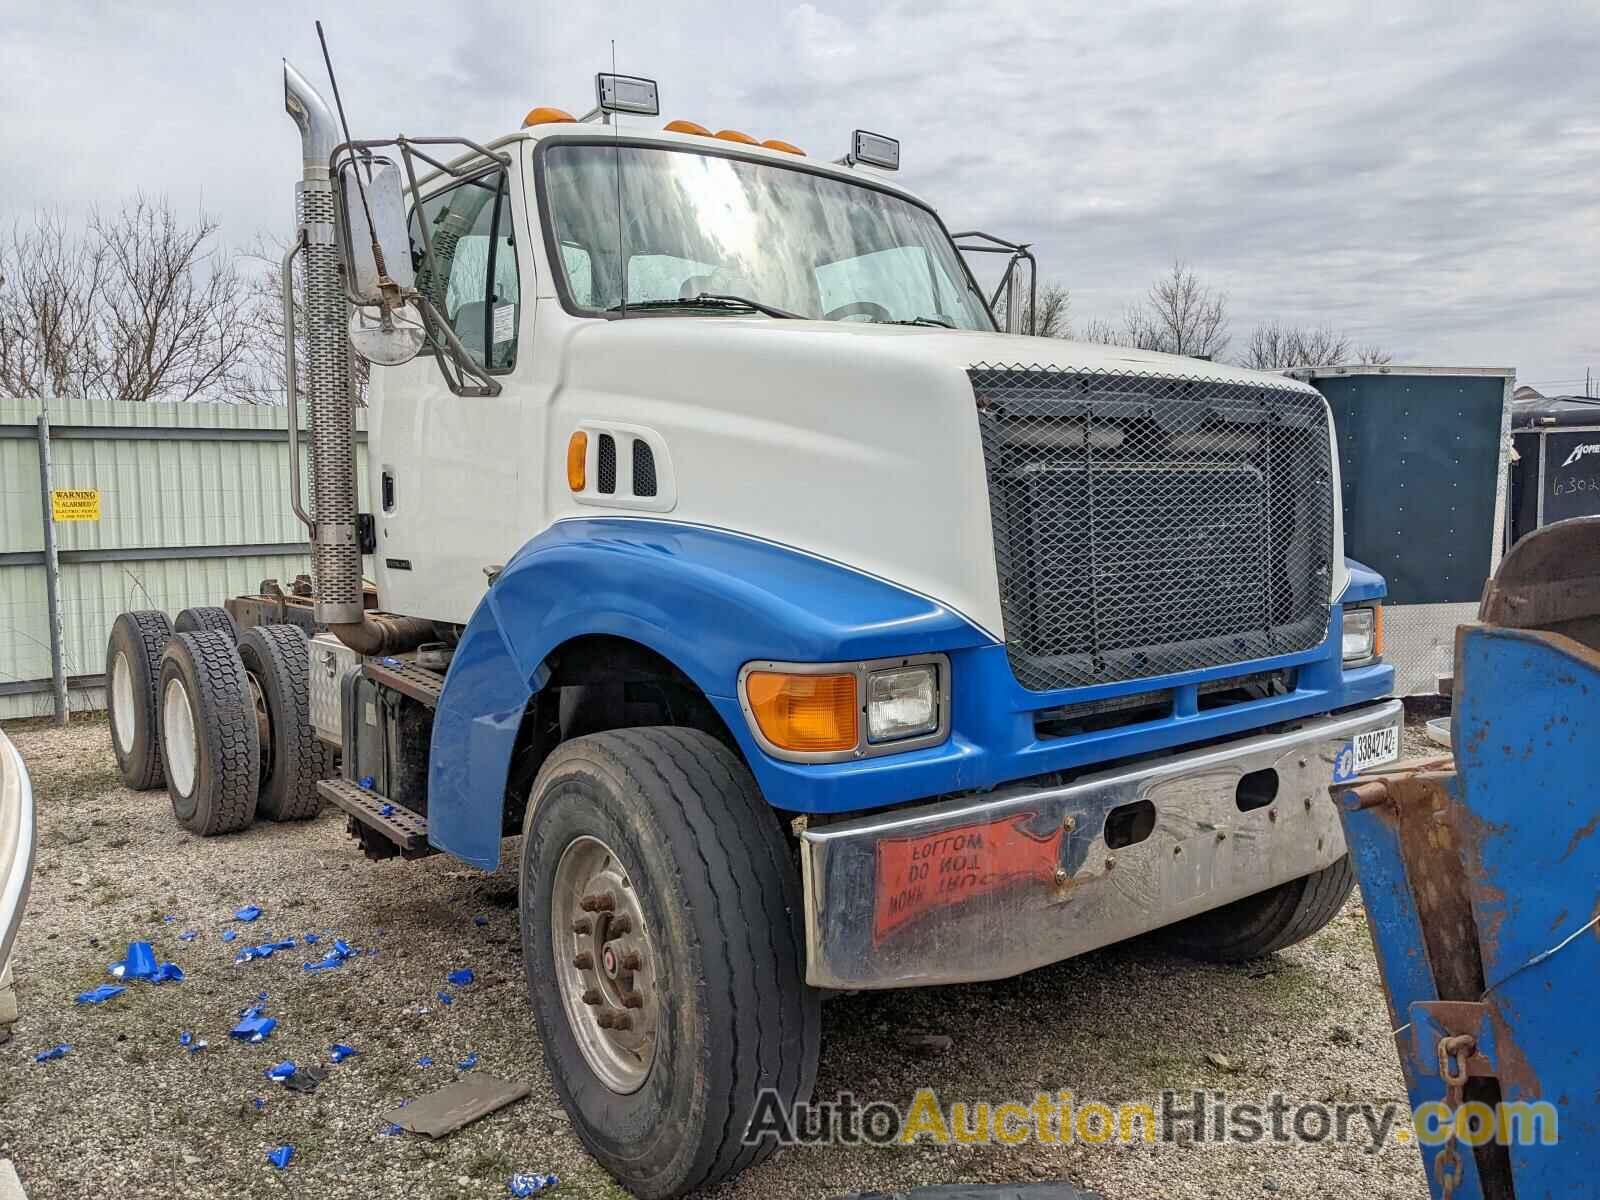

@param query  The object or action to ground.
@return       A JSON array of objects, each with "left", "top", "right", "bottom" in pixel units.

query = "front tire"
[
  {"left": 1165, "top": 854, "right": 1356, "bottom": 962},
  {"left": 521, "top": 728, "right": 820, "bottom": 1200},
  {"left": 157, "top": 631, "right": 260, "bottom": 836}
]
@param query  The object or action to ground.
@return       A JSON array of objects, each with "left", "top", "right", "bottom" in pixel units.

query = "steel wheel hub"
[
  {"left": 551, "top": 835, "right": 659, "bottom": 1094},
  {"left": 161, "top": 677, "right": 197, "bottom": 796},
  {"left": 111, "top": 651, "right": 135, "bottom": 753}
]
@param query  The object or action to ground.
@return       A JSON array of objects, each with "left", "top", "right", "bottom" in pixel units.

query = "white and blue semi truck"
[{"left": 100, "top": 65, "right": 1399, "bottom": 1197}]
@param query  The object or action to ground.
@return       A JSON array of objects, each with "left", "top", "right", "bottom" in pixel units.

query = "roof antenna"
[{"left": 315, "top": 20, "right": 391, "bottom": 289}]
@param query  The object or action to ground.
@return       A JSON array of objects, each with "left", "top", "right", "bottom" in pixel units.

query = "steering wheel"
[{"left": 824, "top": 300, "right": 893, "bottom": 323}]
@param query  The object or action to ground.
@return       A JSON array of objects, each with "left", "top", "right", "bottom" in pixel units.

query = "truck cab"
[{"left": 104, "top": 67, "right": 1398, "bottom": 1200}]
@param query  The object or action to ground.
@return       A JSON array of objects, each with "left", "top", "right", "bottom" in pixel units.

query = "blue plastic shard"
[
  {"left": 163, "top": 914, "right": 176, "bottom": 923},
  {"left": 229, "top": 1015, "right": 277, "bottom": 1043},
  {"left": 252, "top": 1097, "right": 267, "bottom": 1111},
  {"left": 234, "top": 905, "right": 262, "bottom": 922},
  {"left": 381, "top": 656, "right": 402, "bottom": 667},
  {"left": 267, "top": 1145, "right": 294, "bottom": 1170},
  {"left": 303, "top": 933, "right": 320, "bottom": 945},
  {"left": 151, "top": 962, "right": 184, "bottom": 984},
  {"left": 221, "top": 930, "right": 238, "bottom": 943},
  {"left": 417, "top": 1056, "right": 433, "bottom": 1068},
  {"left": 447, "top": 969, "right": 474, "bottom": 987},
  {"left": 257, "top": 991, "right": 268, "bottom": 1001},
  {"left": 509, "top": 1173, "right": 560, "bottom": 1196},
  {"left": 380, "top": 1122, "right": 403, "bottom": 1136},
  {"left": 457, "top": 1053, "right": 477, "bottom": 1070},
  {"left": 304, "top": 939, "right": 354, "bottom": 972},
  {"left": 239, "top": 1003, "right": 265, "bottom": 1020},
  {"left": 235, "top": 938, "right": 296, "bottom": 964},
  {"left": 379, "top": 803, "right": 396, "bottom": 817},
  {"left": 436, "top": 991, "right": 453, "bottom": 1006},
  {"left": 330, "top": 1043, "right": 357, "bottom": 1063},
  {"left": 76, "top": 985, "right": 125, "bottom": 1005},
  {"left": 34, "top": 1044, "right": 70, "bottom": 1063},
  {"left": 179, "top": 1031, "right": 207, "bottom": 1054},
  {"left": 333, "top": 939, "right": 351, "bottom": 957},
  {"left": 111, "top": 941, "right": 157, "bottom": 980},
  {"left": 178, "top": 929, "right": 199, "bottom": 942},
  {"left": 358, "top": 775, "right": 375, "bottom": 791},
  {"left": 266, "top": 1061, "right": 296, "bottom": 1081},
  {"left": 474, "top": 916, "right": 489, "bottom": 927}
]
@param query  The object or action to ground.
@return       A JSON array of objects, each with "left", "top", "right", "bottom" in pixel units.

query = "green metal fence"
[{"left": 0, "top": 398, "right": 368, "bottom": 720}]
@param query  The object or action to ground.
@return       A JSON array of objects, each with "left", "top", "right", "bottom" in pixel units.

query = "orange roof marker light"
[
  {"left": 523, "top": 106, "right": 576, "bottom": 127},
  {"left": 761, "top": 138, "right": 806, "bottom": 156},
  {"left": 714, "top": 129, "right": 760, "bottom": 145},
  {"left": 664, "top": 119, "right": 713, "bottom": 137}
]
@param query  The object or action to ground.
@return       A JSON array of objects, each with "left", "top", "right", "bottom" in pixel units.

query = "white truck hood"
[{"left": 547, "top": 317, "right": 1345, "bottom": 643}]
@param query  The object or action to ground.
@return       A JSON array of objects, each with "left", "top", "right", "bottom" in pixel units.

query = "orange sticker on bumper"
[{"left": 873, "top": 813, "right": 1064, "bottom": 942}]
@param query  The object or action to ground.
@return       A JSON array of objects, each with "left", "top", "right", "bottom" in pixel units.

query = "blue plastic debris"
[
  {"left": 34, "top": 1044, "right": 70, "bottom": 1063},
  {"left": 266, "top": 1061, "right": 296, "bottom": 1081},
  {"left": 457, "top": 1053, "right": 477, "bottom": 1070},
  {"left": 239, "top": 1003, "right": 265, "bottom": 1020},
  {"left": 303, "top": 933, "right": 320, "bottom": 945},
  {"left": 76, "top": 985, "right": 125, "bottom": 1005},
  {"left": 221, "top": 930, "right": 238, "bottom": 943},
  {"left": 436, "top": 991, "right": 453, "bottom": 1006},
  {"left": 229, "top": 1015, "right": 278, "bottom": 1043},
  {"left": 252, "top": 1098, "right": 267, "bottom": 1111},
  {"left": 474, "top": 916, "right": 489, "bottom": 927},
  {"left": 380, "top": 1122, "right": 403, "bottom": 1136},
  {"left": 178, "top": 929, "right": 199, "bottom": 942},
  {"left": 234, "top": 938, "right": 296, "bottom": 964},
  {"left": 380, "top": 656, "right": 402, "bottom": 667},
  {"left": 508, "top": 1174, "right": 559, "bottom": 1197},
  {"left": 162, "top": 914, "right": 176, "bottom": 923},
  {"left": 417, "top": 1056, "right": 433, "bottom": 1068},
  {"left": 110, "top": 941, "right": 157, "bottom": 980},
  {"left": 447, "top": 969, "right": 474, "bottom": 987},
  {"left": 178, "top": 1031, "right": 208, "bottom": 1054},
  {"left": 358, "top": 775, "right": 375, "bottom": 791},
  {"left": 303, "top": 939, "right": 354, "bottom": 973},
  {"left": 234, "top": 905, "right": 263, "bottom": 922},
  {"left": 378, "top": 803, "right": 396, "bottom": 817},
  {"left": 330, "top": 1043, "right": 358, "bottom": 1063},
  {"left": 151, "top": 962, "right": 185, "bottom": 984},
  {"left": 267, "top": 1145, "right": 294, "bottom": 1170}
]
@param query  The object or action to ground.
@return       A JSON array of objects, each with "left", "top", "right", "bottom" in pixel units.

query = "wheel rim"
[
  {"left": 551, "top": 834, "right": 660, "bottom": 1094},
  {"left": 246, "top": 670, "right": 273, "bottom": 787},
  {"left": 111, "top": 651, "right": 135, "bottom": 753},
  {"left": 161, "top": 677, "right": 198, "bottom": 796}
]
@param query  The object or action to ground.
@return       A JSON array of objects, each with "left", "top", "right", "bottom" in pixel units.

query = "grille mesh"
[
  {"left": 632, "top": 439, "right": 657, "bottom": 497},
  {"left": 970, "top": 365, "right": 1334, "bottom": 692},
  {"left": 597, "top": 434, "right": 617, "bottom": 493}
]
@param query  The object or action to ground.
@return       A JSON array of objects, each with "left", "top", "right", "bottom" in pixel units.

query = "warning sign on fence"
[{"left": 50, "top": 489, "right": 101, "bottom": 522}]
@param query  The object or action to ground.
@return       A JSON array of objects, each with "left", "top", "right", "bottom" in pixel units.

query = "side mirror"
[{"left": 337, "top": 156, "right": 414, "bottom": 301}]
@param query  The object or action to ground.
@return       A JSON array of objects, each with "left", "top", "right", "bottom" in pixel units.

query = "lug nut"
[
  {"left": 620, "top": 950, "right": 642, "bottom": 972},
  {"left": 572, "top": 918, "right": 592, "bottom": 935},
  {"left": 621, "top": 990, "right": 644, "bottom": 1009},
  {"left": 580, "top": 892, "right": 616, "bottom": 913},
  {"left": 611, "top": 1013, "right": 633, "bottom": 1031},
  {"left": 605, "top": 915, "right": 633, "bottom": 938},
  {"left": 573, "top": 951, "right": 594, "bottom": 969},
  {"left": 596, "top": 1010, "right": 615, "bottom": 1028},
  {"left": 581, "top": 988, "right": 602, "bottom": 1006}
]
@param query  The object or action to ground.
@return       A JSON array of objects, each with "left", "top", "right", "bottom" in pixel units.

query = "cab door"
[{"left": 371, "top": 164, "right": 530, "bottom": 624}]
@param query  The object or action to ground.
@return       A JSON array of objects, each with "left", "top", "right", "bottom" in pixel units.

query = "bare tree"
[
  {"left": 1073, "top": 263, "right": 1230, "bottom": 358},
  {"left": 0, "top": 197, "right": 268, "bottom": 403},
  {"left": 0, "top": 211, "right": 108, "bottom": 398},
  {"left": 1354, "top": 343, "right": 1393, "bottom": 365},
  {"left": 238, "top": 232, "right": 369, "bottom": 405},
  {"left": 996, "top": 281, "right": 1071, "bottom": 338},
  {"left": 1241, "top": 321, "right": 1350, "bottom": 369}
]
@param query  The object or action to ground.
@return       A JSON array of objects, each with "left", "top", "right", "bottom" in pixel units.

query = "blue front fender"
[{"left": 427, "top": 518, "right": 992, "bottom": 868}]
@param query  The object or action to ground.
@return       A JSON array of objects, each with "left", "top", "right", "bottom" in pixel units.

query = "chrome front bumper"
[{"left": 799, "top": 699, "right": 1403, "bottom": 989}]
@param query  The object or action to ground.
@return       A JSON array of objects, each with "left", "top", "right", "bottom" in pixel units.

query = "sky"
[{"left": 3, "top": 0, "right": 1597, "bottom": 390}]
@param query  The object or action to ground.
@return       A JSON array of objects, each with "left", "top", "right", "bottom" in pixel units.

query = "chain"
[{"left": 1432, "top": 1033, "right": 1476, "bottom": 1200}]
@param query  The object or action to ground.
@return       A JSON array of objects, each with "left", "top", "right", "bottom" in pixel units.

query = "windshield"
[{"left": 540, "top": 142, "right": 994, "bottom": 330}]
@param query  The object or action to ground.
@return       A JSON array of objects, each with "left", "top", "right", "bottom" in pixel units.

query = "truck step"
[
  {"left": 318, "top": 778, "right": 434, "bottom": 858},
  {"left": 364, "top": 656, "right": 446, "bottom": 708}
]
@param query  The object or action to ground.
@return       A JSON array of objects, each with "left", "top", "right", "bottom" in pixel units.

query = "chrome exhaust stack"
[{"left": 285, "top": 61, "right": 364, "bottom": 629}]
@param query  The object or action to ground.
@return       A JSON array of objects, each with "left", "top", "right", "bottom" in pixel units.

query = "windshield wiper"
[
  {"left": 880, "top": 315, "right": 955, "bottom": 328},
  {"left": 606, "top": 293, "right": 800, "bottom": 319}
]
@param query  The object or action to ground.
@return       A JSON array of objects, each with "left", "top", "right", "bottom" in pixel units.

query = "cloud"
[{"left": 1, "top": 0, "right": 1594, "bottom": 380}]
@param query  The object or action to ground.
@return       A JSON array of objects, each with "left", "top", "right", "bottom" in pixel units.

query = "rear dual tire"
[
  {"left": 158, "top": 631, "right": 260, "bottom": 836},
  {"left": 106, "top": 610, "right": 174, "bottom": 790}
]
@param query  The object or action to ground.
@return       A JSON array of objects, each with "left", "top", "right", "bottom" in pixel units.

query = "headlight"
[
  {"left": 866, "top": 665, "right": 939, "bottom": 743},
  {"left": 1342, "top": 605, "right": 1382, "bottom": 665},
  {"left": 738, "top": 655, "right": 949, "bottom": 762}
]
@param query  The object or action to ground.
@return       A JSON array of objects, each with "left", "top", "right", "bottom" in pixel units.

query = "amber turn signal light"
[
  {"left": 744, "top": 671, "right": 857, "bottom": 753},
  {"left": 567, "top": 431, "right": 588, "bottom": 491}
]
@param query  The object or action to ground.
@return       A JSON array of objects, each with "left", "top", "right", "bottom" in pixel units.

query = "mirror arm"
[
  {"left": 280, "top": 231, "right": 316, "bottom": 536},
  {"left": 414, "top": 296, "right": 502, "bottom": 398}
]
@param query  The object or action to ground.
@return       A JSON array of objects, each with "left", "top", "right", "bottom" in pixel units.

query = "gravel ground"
[{"left": 0, "top": 714, "right": 1435, "bottom": 1200}]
